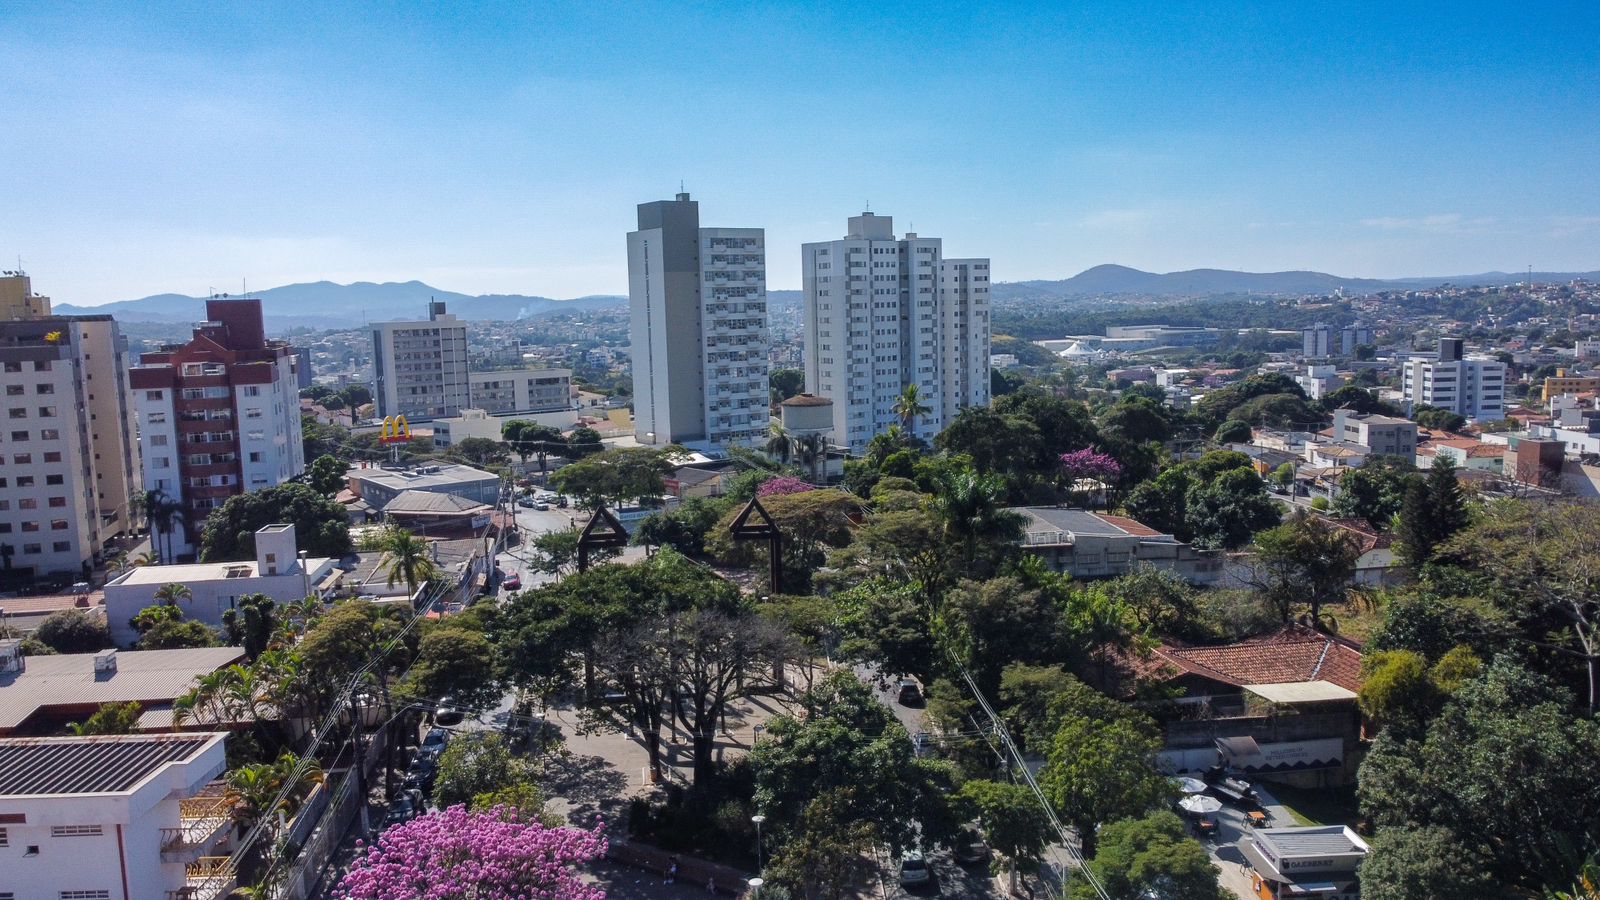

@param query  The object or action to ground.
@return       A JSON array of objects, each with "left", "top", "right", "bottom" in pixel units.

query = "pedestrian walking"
[
  {"left": 707, "top": 876, "right": 716, "bottom": 894},
  {"left": 664, "top": 855, "right": 679, "bottom": 885}
]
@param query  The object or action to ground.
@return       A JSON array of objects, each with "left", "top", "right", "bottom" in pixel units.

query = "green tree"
[
  {"left": 766, "top": 789, "right": 882, "bottom": 900},
  {"left": 373, "top": 527, "right": 440, "bottom": 597},
  {"left": 960, "top": 779, "right": 1054, "bottom": 895},
  {"left": 932, "top": 469, "right": 1024, "bottom": 577},
  {"left": 832, "top": 579, "right": 937, "bottom": 683},
  {"left": 1396, "top": 456, "right": 1469, "bottom": 569},
  {"left": 501, "top": 420, "right": 565, "bottom": 474},
  {"left": 1358, "top": 657, "right": 1600, "bottom": 891},
  {"left": 1195, "top": 373, "right": 1306, "bottom": 426},
  {"left": 935, "top": 406, "right": 1044, "bottom": 488},
  {"left": 1248, "top": 510, "right": 1361, "bottom": 627},
  {"left": 153, "top": 582, "right": 193, "bottom": 606},
  {"left": 401, "top": 625, "right": 502, "bottom": 712},
  {"left": 1073, "top": 811, "right": 1224, "bottom": 900},
  {"left": 1097, "top": 397, "right": 1173, "bottom": 444},
  {"left": 1041, "top": 711, "right": 1173, "bottom": 858},
  {"left": 632, "top": 496, "right": 730, "bottom": 557},
  {"left": 752, "top": 671, "right": 956, "bottom": 857},
  {"left": 1357, "top": 825, "right": 1502, "bottom": 900},
  {"left": 199, "top": 482, "right": 353, "bottom": 561},
  {"left": 433, "top": 732, "right": 537, "bottom": 809},
  {"left": 34, "top": 608, "right": 113, "bottom": 653},
  {"left": 1320, "top": 385, "right": 1399, "bottom": 416},
  {"left": 306, "top": 454, "right": 347, "bottom": 497},
  {"left": 561, "top": 426, "right": 604, "bottom": 460},
  {"left": 522, "top": 528, "right": 615, "bottom": 577},
  {"left": 447, "top": 436, "right": 510, "bottom": 468},
  {"left": 1214, "top": 419, "right": 1253, "bottom": 444},
  {"left": 1413, "top": 405, "right": 1468, "bottom": 432},
  {"left": 1231, "top": 392, "right": 1320, "bottom": 428},
  {"left": 1184, "top": 466, "right": 1280, "bottom": 550},
  {"left": 1330, "top": 458, "right": 1417, "bottom": 529},
  {"left": 549, "top": 446, "right": 679, "bottom": 510},
  {"left": 68, "top": 700, "right": 143, "bottom": 735},
  {"left": 769, "top": 368, "right": 805, "bottom": 404},
  {"left": 938, "top": 576, "right": 1060, "bottom": 697}
]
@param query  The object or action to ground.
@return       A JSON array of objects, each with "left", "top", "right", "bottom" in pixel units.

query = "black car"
[{"left": 385, "top": 793, "right": 419, "bottom": 826}]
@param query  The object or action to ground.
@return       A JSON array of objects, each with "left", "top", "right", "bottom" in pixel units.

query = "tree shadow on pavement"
[{"left": 542, "top": 751, "right": 631, "bottom": 824}]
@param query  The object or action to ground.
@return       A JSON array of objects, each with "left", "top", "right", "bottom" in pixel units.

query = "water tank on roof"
[{"left": 780, "top": 393, "right": 834, "bottom": 435}]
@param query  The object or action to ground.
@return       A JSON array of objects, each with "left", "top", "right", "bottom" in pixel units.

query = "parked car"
[
  {"left": 433, "top": 700, "right": 465, "bottom": 727},
  {"left": 897, "top": 678, "right": 922, "bottom": 705},
  {"left": 421, "top": 727, "right": 450, "bottom": 750},
  {"left": 899, "top": 850, "right": 932, "bottom": 887},
  {"left": 912, "top": 731, "right": 936, "bottom": 758},
  {"left": 533, "top": 501, "right": 550, "bottom": 511},
  {"left": 502, "top": 574, "right": 523, "bottom": 591},
  {"left": 517, "top": 497, "right": 536, "bottom": 509},
  {"left": 953, "top": 828, "right": 991, "bottom": 866},
  {"left": 385, "top": 789, "right": 424, "bottom": 826}
]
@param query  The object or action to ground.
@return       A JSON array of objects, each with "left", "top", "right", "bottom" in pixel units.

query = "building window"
[
  {"left": 0, "top": 825, "right": 7, "bottom": 845},
  {"left": 33, "top": 360, "right": 51, "bottom": 372},
  {"left": 37, "top": 407, "right": 56, "bottom": 418},
  {"left": 145, "top": 390, "right": 164, "bottom": 401},
  {"left": 53, "top": 540, "right": 71, "bottom": 552},
  {"left": 51, "top": 825, "right": 105, "bottom": 837},
  {"left": 13, "top": 453, "right": 30, "bottom": 464},
  {"left": 17, "top": 478, "right": 34, "bottom": 489},
  {"left": 44, "top": 451, "right": 61, "bottom": 462},
  {"left": 2, "top": 361, "right": 18, "bottom": 372},
  {"left": 8, "top": 408, "right": 24, "bottom": 419},
  {"left": 22, "top": 543, "right": 40, "bottom": 554},
  {"left": 35, "top": 383, "right": 54, "bottom": 395},
  {"left": 9, "top": 431, "right": 24, "bottom": 441},
  {"left": 40, "top": 428, "right": 58, "bottom": 440},
  {"left": 60, "top": 892, "right": 112, "bottom": 900},
  {"left": 5, "top": 385, "right": 21, "bottom": 396}
]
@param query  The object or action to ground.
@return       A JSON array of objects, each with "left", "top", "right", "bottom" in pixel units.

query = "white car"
[{"left": 899, "top": 850, "right": 931, "bottom": 886}]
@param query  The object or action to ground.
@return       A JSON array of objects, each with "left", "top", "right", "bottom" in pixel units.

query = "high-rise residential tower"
[
  {"left": 0, "top": 273, "right": 142, "bottom": 582},
  {"left": 371, "top": 301, "right": 471, "bottom": 422},
  {"left": 802, "top": 212, "right": 990, "bottom": 452},
  {"left": 1402, "top": 338, "right": 1507, "bottom": 422},
  {"left": 626, "top": 193, "right": 770, "bottom": 448},
  {"left": 131, "top": 298, "right": 304, "bottom": 558}
]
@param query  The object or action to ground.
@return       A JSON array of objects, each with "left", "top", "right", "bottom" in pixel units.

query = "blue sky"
[{"left": 3, "top": 2, "right": 1597, "bottom": 304}]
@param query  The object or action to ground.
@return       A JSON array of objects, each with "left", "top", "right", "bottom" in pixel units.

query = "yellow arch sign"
[{"left": 379, "top": 415, "right": 412, "bottom": 443}]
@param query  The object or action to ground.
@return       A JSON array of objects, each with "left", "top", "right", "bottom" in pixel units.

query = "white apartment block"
[
  {"left": 0, "top": 274, "right": 142, "bottom": 582},
  {"left": 1402, "top": 338, "right": 1506, "bottom": 422},
  {"left": 802, "top": 212, "right": 990, "bottom": 452},
  {"left": 0, "top": 731, "right": 235, "bottom": 900},
  {"left": 466, "top": 367, "right": 574, "bottom": 416},
  {"left": 132, "top": 299, "right": 304, "bottom": 558},
  {"left": 371, "top": 301, "right": 471, "bottom": 422},
  {"left": 627, "top": 193, "right": 770, "bottom": 449}
]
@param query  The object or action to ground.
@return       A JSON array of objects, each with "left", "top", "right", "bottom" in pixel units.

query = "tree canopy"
[{"left": 200, "top": 482, "right": 353, "bottom": 561}]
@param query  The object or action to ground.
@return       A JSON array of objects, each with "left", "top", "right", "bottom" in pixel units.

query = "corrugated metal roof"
[
  {"left": 0, "top": 733, "right": 224, "bottom": 796},
  {"left": 0, "top": 647, "right": 244, "bottom": 731}
]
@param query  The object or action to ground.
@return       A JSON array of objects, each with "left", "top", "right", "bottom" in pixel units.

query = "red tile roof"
[
  {"left": 1095, "top": 514, "right": 1162, "bottom": 537},
  {"left": 1153, "top": 625, "right": 1364, "bottom": 693}
]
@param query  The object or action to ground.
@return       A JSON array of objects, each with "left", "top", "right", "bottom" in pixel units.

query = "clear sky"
[{"left": 3, "top": 2, "right": 1597, "bottom": 304}]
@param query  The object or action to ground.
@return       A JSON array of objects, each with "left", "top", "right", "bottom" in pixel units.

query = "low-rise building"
[
  {"left": 103, "top": 524, "right": 336, "bottom": 647},
  {"left": 1331, "top": 410, "right": 1418, "bottom": 457},
  {"left": 430, "top": 406, "right": 579, "bottom": 449},
  {"left": 0, "top": 732, "right": 235, "bottom": 900},
  {"left": 1010, "top": 508, "right": 1223, "bottom": 584},
  {"left": 0, "top": 644, "right": 244, "bottom": 736},
  {"left": 1542, "top": 369, "right": 1600, "bottom": 402},
  {"left": 1242, "top": 825, "right": 1370, "bottom": 900},
  {"left": 346, "top": 461, "right": 500, "bottom": 510},
  {"left": 466, "top": 367, "right": 575, "bottom": 415}
]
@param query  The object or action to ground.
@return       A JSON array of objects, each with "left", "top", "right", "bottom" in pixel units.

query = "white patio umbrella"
[
  {"left": 1179, "top": 794, "right": 1223, "bottom": 815},
  {"left": 1175, "top": 776, "right": 1209, "bottom": 795}
]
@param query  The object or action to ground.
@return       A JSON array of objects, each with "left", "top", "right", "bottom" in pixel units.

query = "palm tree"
[
  {"left": 375, "top": 528, "right": 439, "bottom": 598},
  {"left": 154, "top": 582, "right": 192, "bottom": 607},
  {"left": 130, "top": 551, "right": 154, "bottom": 566},
  {"left": 765, "top": 422, "right": 796, "bottom": 465},
  {"left": 139, "top": 489, "right": 185, "bottom": 564},
  {"left": 795, "top": 432, "right": 828, "bottom": 483},
  {"left": 934, "top": 470, "right": 1025, "bottom": 577},
  {"left": 892, "top": 384, "right": 932, "bottom": 436}
]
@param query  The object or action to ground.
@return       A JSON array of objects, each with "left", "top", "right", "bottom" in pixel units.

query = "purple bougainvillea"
[
  {"left": 335, "top": 804, "right": 608, "bottom": 900},
  {"left": 758, "top": 475, "right": 814, "bottom": 497}
]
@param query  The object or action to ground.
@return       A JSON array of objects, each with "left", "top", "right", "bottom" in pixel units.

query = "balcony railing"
[
  {"left": 166, "top": 855, "right": 236, "bottom": 900},
  {"left": 159, "top": 795, "right": 232, "bottom": 862}
]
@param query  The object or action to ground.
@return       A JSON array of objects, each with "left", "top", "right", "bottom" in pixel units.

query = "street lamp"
[
  {"left": 751, "top": 813, "right": 766, "bottom": 880},
  {"left": 298, "top": 550, "right": 310, "bottom": 599},
  {"left": 747, "top": 877, "right": 763, "bottom": 897}
]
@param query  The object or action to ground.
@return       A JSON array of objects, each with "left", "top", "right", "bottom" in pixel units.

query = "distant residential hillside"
[{"left": 55, "top": 280, "right": 625, "bottom": 329}]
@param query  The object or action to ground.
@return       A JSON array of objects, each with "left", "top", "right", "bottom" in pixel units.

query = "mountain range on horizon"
[{"left": 53, "top": 265, "right": 1599, "bottom": 329}]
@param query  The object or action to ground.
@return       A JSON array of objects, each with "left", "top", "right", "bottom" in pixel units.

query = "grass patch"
[{"left": 1266, "top": 782, "right": 1360, "bottom": 827}]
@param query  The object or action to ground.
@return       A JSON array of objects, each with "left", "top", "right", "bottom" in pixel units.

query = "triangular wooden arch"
[
  {"left": 729, "top": 496, "right": 778, "bottom": 538},
  {"left": 576, "top": 506, "right": 631, "bottom": 571}
]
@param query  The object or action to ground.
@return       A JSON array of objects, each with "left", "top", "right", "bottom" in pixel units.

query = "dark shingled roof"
[{"left": 0, "top": 734, "right": 219, "bottom": 795}]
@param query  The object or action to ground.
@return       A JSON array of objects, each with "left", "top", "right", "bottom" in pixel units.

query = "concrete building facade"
[
  {"left": 802, "top": 212, "right": 990, "bottom": 452},
  {"left": 466, "top": 367, "right": 574, "bottom": 415},
  {"left": 626, "top": 193, "right": 770, "bottom": 449},
  {"left": 371, "top": 301, "right": 471, "bottom": 422},
  {"left": 0, "top": 732, "right": 235, "bottom": 900},
  {"left": 1331, "top": 410, "right": 1418, "bottom": 457},
  {"left": 1401, "top": 339, "right": 1506, "bottom": 422},
  {"left": 131, "top": 299, "right": 304, "bottom": 557},
  {"left": 0, "top": 274, "right": 142, "bottom": 582}
]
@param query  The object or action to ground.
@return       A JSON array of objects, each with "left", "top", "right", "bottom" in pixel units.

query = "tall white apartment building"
[
  {"left": 627, "top": 193, "right": 770, "bottom": 448},
  {"left": 1402, "top": 338, "right": 1507, "bottom": 422},
  {"left": 0, "top": 274, "right": 142, "bottom": 583},
  {"left": 371, "top": 301, "right": 471, "bottom": 422},
  {"left": 802, "top": 212, "right": 990, "bottom": 452},
  {"left": 132, "top": 299, "right": 304, "bottom": 559},
  {"left": 467, "top": 367, "right": 574, "bottom": 415}
]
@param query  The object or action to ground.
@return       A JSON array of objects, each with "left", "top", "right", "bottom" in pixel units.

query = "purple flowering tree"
[
  {"left": 335, "top": 804, "right": 608, "bottom": 900},
  {"left": 1058, "top": 447, "right": 1123, "bottom": 508},
  {"left": 758, "top": 475, "right": 814, "bottom": 498}
]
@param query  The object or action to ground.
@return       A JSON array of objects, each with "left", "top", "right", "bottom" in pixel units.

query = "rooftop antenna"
[
  {"left": 865, "top": 200, "right": 870, "bottom": 213},
  {"left": 679, "top": 179, "right": 685, "bottom": 193}
]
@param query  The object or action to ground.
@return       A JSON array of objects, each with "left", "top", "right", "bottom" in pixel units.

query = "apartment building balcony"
[
  {"left": 167, "top": 855, "right": 236, "bottom": 900},
  {"left": 160, "top": 795, "right": 232, "bottom": 863}
]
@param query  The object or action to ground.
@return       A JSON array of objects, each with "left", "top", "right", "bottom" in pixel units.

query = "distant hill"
[
  {"left": 994, "top": 265, "right": 1600, "bottom": 300},
  {"left": 56, "top": 280, "right": 625, "bottom": 329}
]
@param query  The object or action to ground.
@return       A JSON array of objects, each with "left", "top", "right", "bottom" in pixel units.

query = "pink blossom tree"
[
  {"left": 335, "top": 804, "right": 608, "bottom": 900},
  {"left": 1058, "top": 447, "right": 1123, "bottom": 508},
  {"left": 758, "top": 475, "right": 814, "bottom": 497}
]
